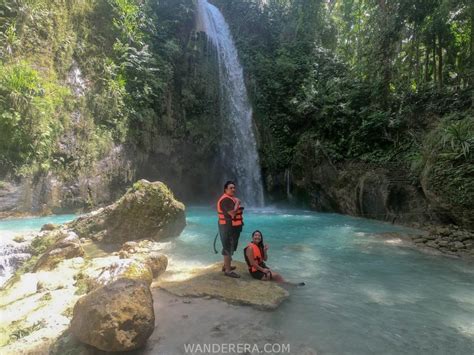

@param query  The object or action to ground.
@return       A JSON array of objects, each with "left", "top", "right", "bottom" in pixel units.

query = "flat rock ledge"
[{"left": 156, "top": 262, "right": 289, "bottom": 310}]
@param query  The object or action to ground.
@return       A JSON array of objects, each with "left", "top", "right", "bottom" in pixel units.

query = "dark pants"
[{"left": 218, "top": 224, "right": 242, "bottom": 256}]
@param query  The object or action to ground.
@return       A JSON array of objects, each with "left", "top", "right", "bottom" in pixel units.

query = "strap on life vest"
[
  {"left": 244, "top": 242, "right": 263, "bottom": 272},
  {"left": 216, "top": 194, "right": 243, "bottom": 227}
]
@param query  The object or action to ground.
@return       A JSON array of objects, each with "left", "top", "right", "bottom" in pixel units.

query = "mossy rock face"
[
  {"left": 422, "top": 160, "right": 474, "bottom": 228},
  {"left": 68, "top": 180, "right": 186, "bottom": 243}
]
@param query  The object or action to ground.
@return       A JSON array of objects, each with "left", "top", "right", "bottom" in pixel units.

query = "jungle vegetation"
[{"left": 0, "top": 0, "right": 472, "bottom": 213}]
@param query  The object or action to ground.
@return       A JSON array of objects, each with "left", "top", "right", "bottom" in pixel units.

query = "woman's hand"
[
  {"left": 262, "top": 268, "right": 271, "bottom": 274},
  {"left": 264, "top": 244, "right": 269, "bottom": 251}
]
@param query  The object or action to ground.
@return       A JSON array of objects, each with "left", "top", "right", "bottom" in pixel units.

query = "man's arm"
[{"left": 221, "top": 198, "right": 240, "bottom": 219}]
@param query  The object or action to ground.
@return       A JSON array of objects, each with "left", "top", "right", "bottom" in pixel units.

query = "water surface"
[
  {"left": 171, "top": 207, "right": 474, "bottom": 354},
  {"left": 1, "top": 208, "right": 473, "bottom": 354}
]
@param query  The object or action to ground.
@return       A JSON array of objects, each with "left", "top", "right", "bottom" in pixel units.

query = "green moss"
[
  {"left": 4, "top": 320, "right": 47, "bottom": 346},
  {"left": 2, "top": 255, "right": 39, "bottom": 288},
  {"left": 122, "top": 261, "right": 153, "bottom": 285},
  {"left": 30, "top": 231, "right": 63, "bottom": 256},
  {"left": 73, "top": 276, "right": 89, "bottom": 296},
  {"left": 12, "top": 235, "right": 25, "bottom": 243},
  {"left": 427, "top": 161, "right": 474, "bottom": 209}
]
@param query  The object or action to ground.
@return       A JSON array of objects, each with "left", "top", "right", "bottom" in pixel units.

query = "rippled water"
[{"left": 1, "top": 208, "right": 473, "bottom": 353}]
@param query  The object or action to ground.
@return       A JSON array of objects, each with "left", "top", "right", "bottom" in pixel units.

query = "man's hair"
[{"left": 224, "top": 180, "right": 235, "bottom": 191}]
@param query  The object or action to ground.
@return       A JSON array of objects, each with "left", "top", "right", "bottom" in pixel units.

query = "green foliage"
[
  {"left": 8, "top": 320, "right": 46, "bottom": 343},
  {"left": 418, "top": 114, "right": 474, "bottom": 211},
  {"left": 0, "top": 60, "right": 70, "bottom": 172},
  {"left": 30, "top": 230, "right": 62, "bottom": 255},
  {"left": 439, "top": 118, "right": 474, "bottom": 160},
  {"left": 0, "top": 0, "right": 194, "bottom": 178}
]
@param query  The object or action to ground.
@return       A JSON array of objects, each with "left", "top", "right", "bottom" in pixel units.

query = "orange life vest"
[
  {"left": 246, "top": 242, "right": 263, "bottom": 272},
  {"left": 217, "top": 193, "right": 243, "bottom": 227}
]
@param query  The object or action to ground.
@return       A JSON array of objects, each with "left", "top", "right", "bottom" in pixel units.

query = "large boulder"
[
  {"left": 68, "top": 180, "right": 186, "bottom": 243},
  {"left": 70, "top": 279, "right": 155, "bottom": 352}
]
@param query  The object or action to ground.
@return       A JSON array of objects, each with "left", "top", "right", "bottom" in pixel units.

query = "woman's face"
[{"left": 252, "top": 232, "right": 262, "bottom": 244}]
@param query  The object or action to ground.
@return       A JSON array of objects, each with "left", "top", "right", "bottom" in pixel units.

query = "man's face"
[{"left": 225, "top": 184, "right": 236, "bottom": 196}]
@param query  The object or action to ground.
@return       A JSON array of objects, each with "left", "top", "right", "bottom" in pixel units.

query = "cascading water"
[{"left": 197, "top": 0, "right": 264, "bottom": 206}]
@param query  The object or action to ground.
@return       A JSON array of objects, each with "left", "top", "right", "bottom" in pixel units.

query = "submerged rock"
[
  {"left": 157, "top": 262, "right": 289, "bottom": 310},
  {"left": 70, "top": 278, "right": 155, "bottom": 352},
  {"left": 40, "top": 223, "right": 58, "bottom": 231},
  {"left": 68, "top": 180, "right": 185, "bottom": 243}
]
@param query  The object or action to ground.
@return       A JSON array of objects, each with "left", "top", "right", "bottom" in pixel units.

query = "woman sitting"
[{"left": 244, "top": 230, "right": 285, "bottom": 282}]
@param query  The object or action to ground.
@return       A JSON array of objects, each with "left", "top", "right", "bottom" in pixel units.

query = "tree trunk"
[
  {"left": 433, "top": 36, "right": 437, "bottom": 84},
  {"left": 425, "top": 44, "right": 430, "bottom": 82},
  {"left": 470, "top": 4, "right": 474, "bottom": 86},
  {"left": 378, "top": 0, "right": 391, "bottom": 107},
  {"left": 415, "top": 27, "right": 421, "bottom": 85},
  {"left": 437, "top": 35, "right": 443, "bottom": 88}
]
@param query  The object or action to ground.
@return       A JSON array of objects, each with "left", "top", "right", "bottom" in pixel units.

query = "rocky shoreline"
[
  {"left": 407, "top": 225, "right": 474, "bottom": 259},
  {"left": 0, "top": 180, "right": 303, "bottom": 354}
]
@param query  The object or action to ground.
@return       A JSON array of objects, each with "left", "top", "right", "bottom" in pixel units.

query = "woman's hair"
[{"left": 251, "top": 230, "right": 265, "bottom": 255}]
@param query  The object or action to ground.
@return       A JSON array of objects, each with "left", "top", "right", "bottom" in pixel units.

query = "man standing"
[{"left": 217, "top": 180, "right": 244, "bottom": 278}]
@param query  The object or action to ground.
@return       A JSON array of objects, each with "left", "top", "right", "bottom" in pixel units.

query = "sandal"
[
  {"left": 221, "top": 265, "right": 237, "bottom": 272},
  {"left": 224, "top": 271, "right": 240, "bottom": 278}
]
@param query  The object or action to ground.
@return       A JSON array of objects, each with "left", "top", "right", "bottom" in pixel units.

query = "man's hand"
[{"left": 233, "top": 198, "right": 241, "bottom": 210}]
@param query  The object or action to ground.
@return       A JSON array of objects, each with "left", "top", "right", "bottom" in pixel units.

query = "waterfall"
[
  {"left": 197, "top": 0, "right": 264, "bottom": 206},
  {"left": 285, "top": 168, "right": 292, "bottom": 200},
  {"left": 0, "top": 241, "right": 31, "bottom": 287}
]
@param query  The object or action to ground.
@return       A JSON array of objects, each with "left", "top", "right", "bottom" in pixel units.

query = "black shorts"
[
  {"left": 250, "top": 268, "right": 272, "bottom": 280},
  {"left": 219, "top": 224, "right": 241, "bottom": 256}
]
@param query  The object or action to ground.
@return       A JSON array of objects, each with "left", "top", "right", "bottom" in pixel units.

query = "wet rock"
[
  {"left": 33, "top": 233, "right": 84, "bottom": 271},
  {"left": 157, "top": 262, "right": 289, "bottom": 310},
  {"left": 119, "top": 241, "right": 168, "bottom": 278},
  {"left": 68, "top": 180, "right": 185, "bottom": 243},
  {"left": 454, "top": 242, "right": 465, "bottom": 249},
  {"left": 132, "top": 252, "right": 168, "bottom": 278},
  {"left": 413, "top": 237, "right": 426, "bottom": 244},
  {"left": 70, "top": 278, "right": 155, "bottom": 352},
  {"left": 41, "top": 223, "right": 58, "bottom": 231},
  {"left": 426, "top": 241, "right": 438, "bottom": 249},
  {"left": 458, "top": 233, "right": 473, "bottom": 242}
]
